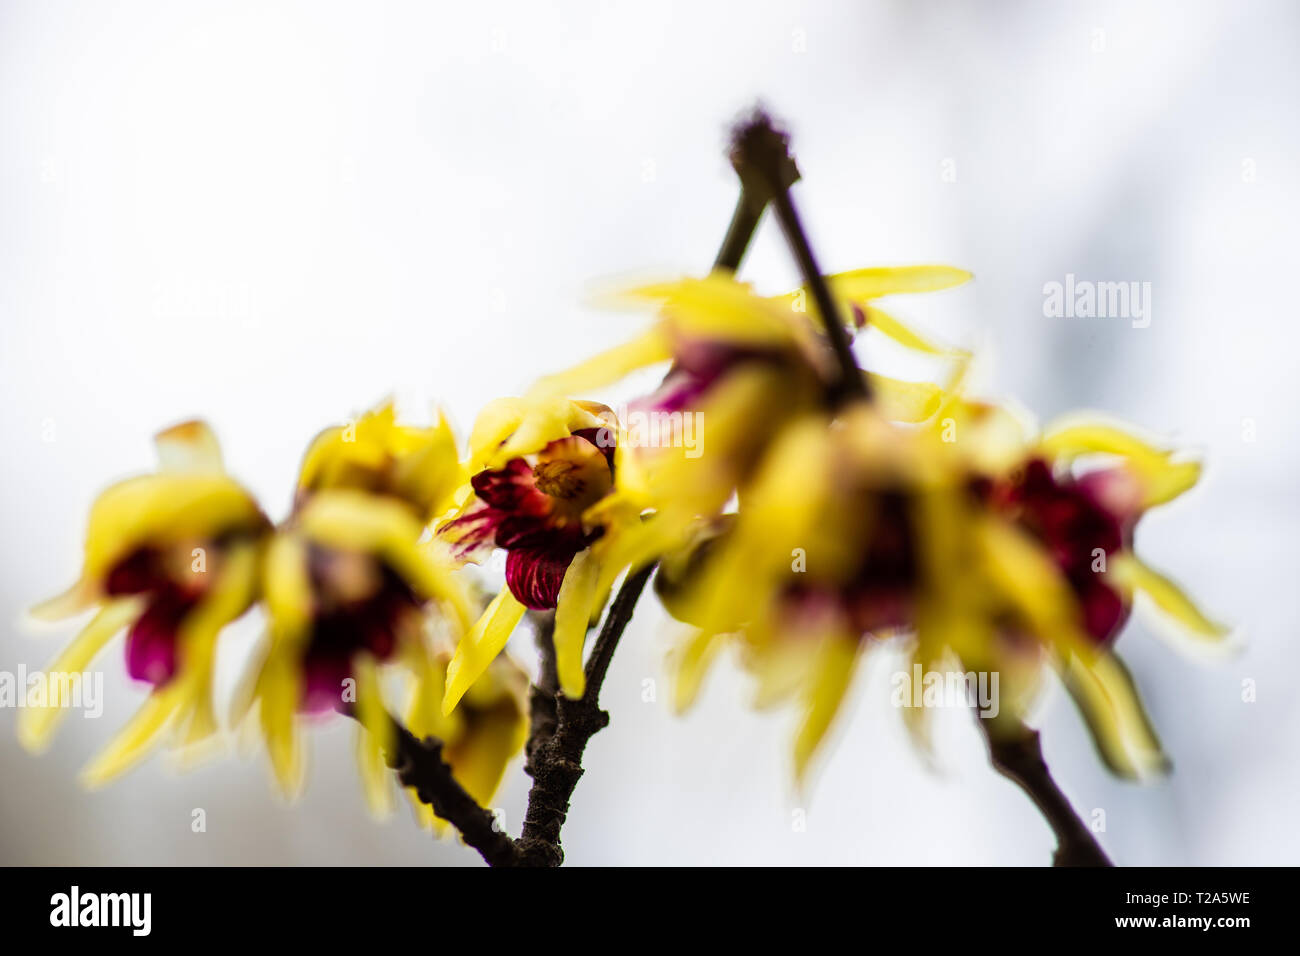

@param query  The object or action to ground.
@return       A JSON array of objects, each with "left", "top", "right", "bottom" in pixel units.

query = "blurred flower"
[
  {"left": 657, "top": 401, "right": 1227, "bottom": 784},
  {"left": 250, "top": 402, "right": 474, "bottom": 809},
  {"left": 532, "top": 269, "right": 968, "bottom": 522},
  {"left": 295, "top": 400, "right": 464, "bottom": 523},
  {"left": 1020, "top": 418, "right": 1226, "bottom": 643},
  {"left": 438, "top": 396, "right": 652, "bottom": 705},
  {"left": 19, "top": 421, "right": 269, "bottom": 786},
  {"left": 509, "top": 270, "right": 972, "bottom": 706}
]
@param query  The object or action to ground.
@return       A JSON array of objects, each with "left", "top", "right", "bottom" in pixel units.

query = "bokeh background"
[{"left": 2, "top": 0, "right": 1296, "bottom": 865}]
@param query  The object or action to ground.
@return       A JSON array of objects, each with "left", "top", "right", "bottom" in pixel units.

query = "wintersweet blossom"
[
  {"left": 656, "top": 399, "right": 1225, "bottom": 783},
  {"left": 438, "top": 396, "right": 657, "bottom": 704},
  {"left": 19, "top": 421, "right": 269, "bottom": 785},
  {"left": 249, "top": 403, "right": 475, "bottom": 808}
]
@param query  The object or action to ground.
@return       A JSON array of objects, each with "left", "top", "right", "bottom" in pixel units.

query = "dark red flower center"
[
  {"left": 440, "top": 430, "right": 617, "bottom": 610},
  {"left": 987, "top": 458, "right": 1133, "bottom": 643},
  {"left": 104, "top": 546, "right": 212, "bottom": 686},
  {"left": 298, "top": 546, "right": 423, "bottom": 713}
]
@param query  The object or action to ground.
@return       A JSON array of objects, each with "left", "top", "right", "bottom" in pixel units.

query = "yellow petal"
[
  {"left": 80, "top": 677, "right": 194, "bottom": 788},
  {"left": 667, "top": 628, "right": 724, "bottom": 713},
  {"left": 257, "top": 647, "right": 305, "bottom": 798},
  {"left": 443, "top": 587, "right": 527, "bottom": 715},
  {"left": 263, "top": 532, "right": 314, "bottom": 646},
  {"left": 16, "top": 596, "right": 146, "bottom": 753},
  {"left": 81, "top": 473, "right": 264, "bottom": 584},
  {"left": 1109, "top": 552, "right": 1230, "bottom": 641},
  {"left": 29, "top": 581, "right": 98, "bottom": 621},
  {"left": 626, "top": 275, "right": 799, "bottom": 345},
  {"left": 466, "top": 398, "right": 529, "bottom": 470},
  {"left": 861, "top": 305, "right": 962, "bottom": 357},
  {"left": 175, "top": 543, "right": 260, "bottom": 668},
  {"left": 353, "top": 654, "right": 394, "bottom": 817},
  {"left": 865, "top": 372, "right": 944, "bottom": 423},
  {"left": 977, "top": 516, "right": 1089, "bottom": 652},
  {"left": 552, "top": 549, "right": 603, "bottom": 699},
  {"left": 403, "top": 644, "right": 457, "bottom": 742},
  {"left": 822, "top": 265, "right": 973, "bottom": 300},
  {"left": 443, "top": 704, "right": 527, "bottom": 808},
  {"left": 1060, "top": 650, "right": 1169, "bottom": 780},
  {"left": 390, "top": 411, "right": 465, "bottom": 519},
  {"left": 793, "top": 634, "right": 862, "bottom": 786},
  {"left": 529, "top": 328, "right": 672, "bottom": 398},
  {"left": 154, "top": 420, "right": 225, "bottom": 473},
  {"left": 1039, "top": 419, "right": 1202, "bottom": 508},
  {"left": 496, "top": 400, "right": 604, "bottom": 466}
]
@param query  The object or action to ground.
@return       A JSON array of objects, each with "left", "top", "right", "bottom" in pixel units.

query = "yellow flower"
[
  {"left": 658, "top": 400, "right": 1227, "bottom": 785},
  {"left": 249, "top": 402, "right": 474, "bottom": 810},
  {"left": 19, "top": 421, "right": 269, "bottom": 786},
  {"left": 438, "top": 396, "right": 658, "bottom": 707},
  {"left": 296, "top": 400, "right": 464, "bottom": 523}
]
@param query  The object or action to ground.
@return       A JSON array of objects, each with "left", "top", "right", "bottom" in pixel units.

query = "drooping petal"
[
  {"left": 443, "top": 587, "right": 527, "bottom": 715},
  {"left": 505, "top": 544, "right": 580, "bottom": 610},
  {"left": 1059, "top": 649, "right": 1170, "bottom": 780},
  {"left": 793, "top": 634, "right": 862, "bottom": 787},
  {"left": 257, "top": 646, "right": 305, "bottom": 798},
  {"left": 123, "top": 592, "right": 189, "bottom": 684},
  {"left": 263, "top": 533, "right": 314, "bottom": 647},
  {"left": 16, "top": 597, "right": 146, "bottom": 752},
  {"left": 551, "top": 549, "right": 605, "bottom": 699},
  {"left": 667, "top": 628, "right": 724, "bottom": 714},
  {"left": 80, "top": 676, "right": 194, "bottom": 788},
  {"left": 1109, "top": 552, "right": 1230, "bottom": 641},
  {"left": 353, "top": 653, "right": 394, "bottom": 817}
]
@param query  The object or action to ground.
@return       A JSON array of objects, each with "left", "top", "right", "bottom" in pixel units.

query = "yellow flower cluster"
[{"left": 22, "top": 261, "right": 1226, "bottom": 816}]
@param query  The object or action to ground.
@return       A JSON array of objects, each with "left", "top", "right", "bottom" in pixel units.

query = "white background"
[{"left": 2, "top": 0, "right": 1297, "bottom": 864}]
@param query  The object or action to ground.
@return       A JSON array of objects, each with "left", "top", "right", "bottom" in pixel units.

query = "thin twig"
[
  {"left": 344, "top": 708, "right": 522, "bottom": 867},
  {"left": 524, "top": 611, "right": 559, "bottom": 777},
  {"left": 713, "top": 186, "right": 764, "bottom": 272},
  {"left": 515, "top": 562, "right": 657, "bottom": 866},
  {"left": 728, "top": 109, "right": 868, "bottom": 405},
  {"left": 974, "top": 714, "right": 1113, "bottom": 867}
]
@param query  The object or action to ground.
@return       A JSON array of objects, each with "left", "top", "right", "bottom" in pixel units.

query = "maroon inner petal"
[
  {"left": 105, "top": 548, "right": 163, "bottom": 596},
  {"left": 471, "top": 458, "right": 539, "bottom": 509},
  {"left": 1071, "top": 572, "right": 1130, "bottom": 645},
  {"left": 506, "top": 544, "right": 582, "bottom": 610},
  {"left": 124, "top": 591, "right": 192, "bottom": 685},
  {"left": 300, "top": 650, "right": 353, "bottom": 714}
]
